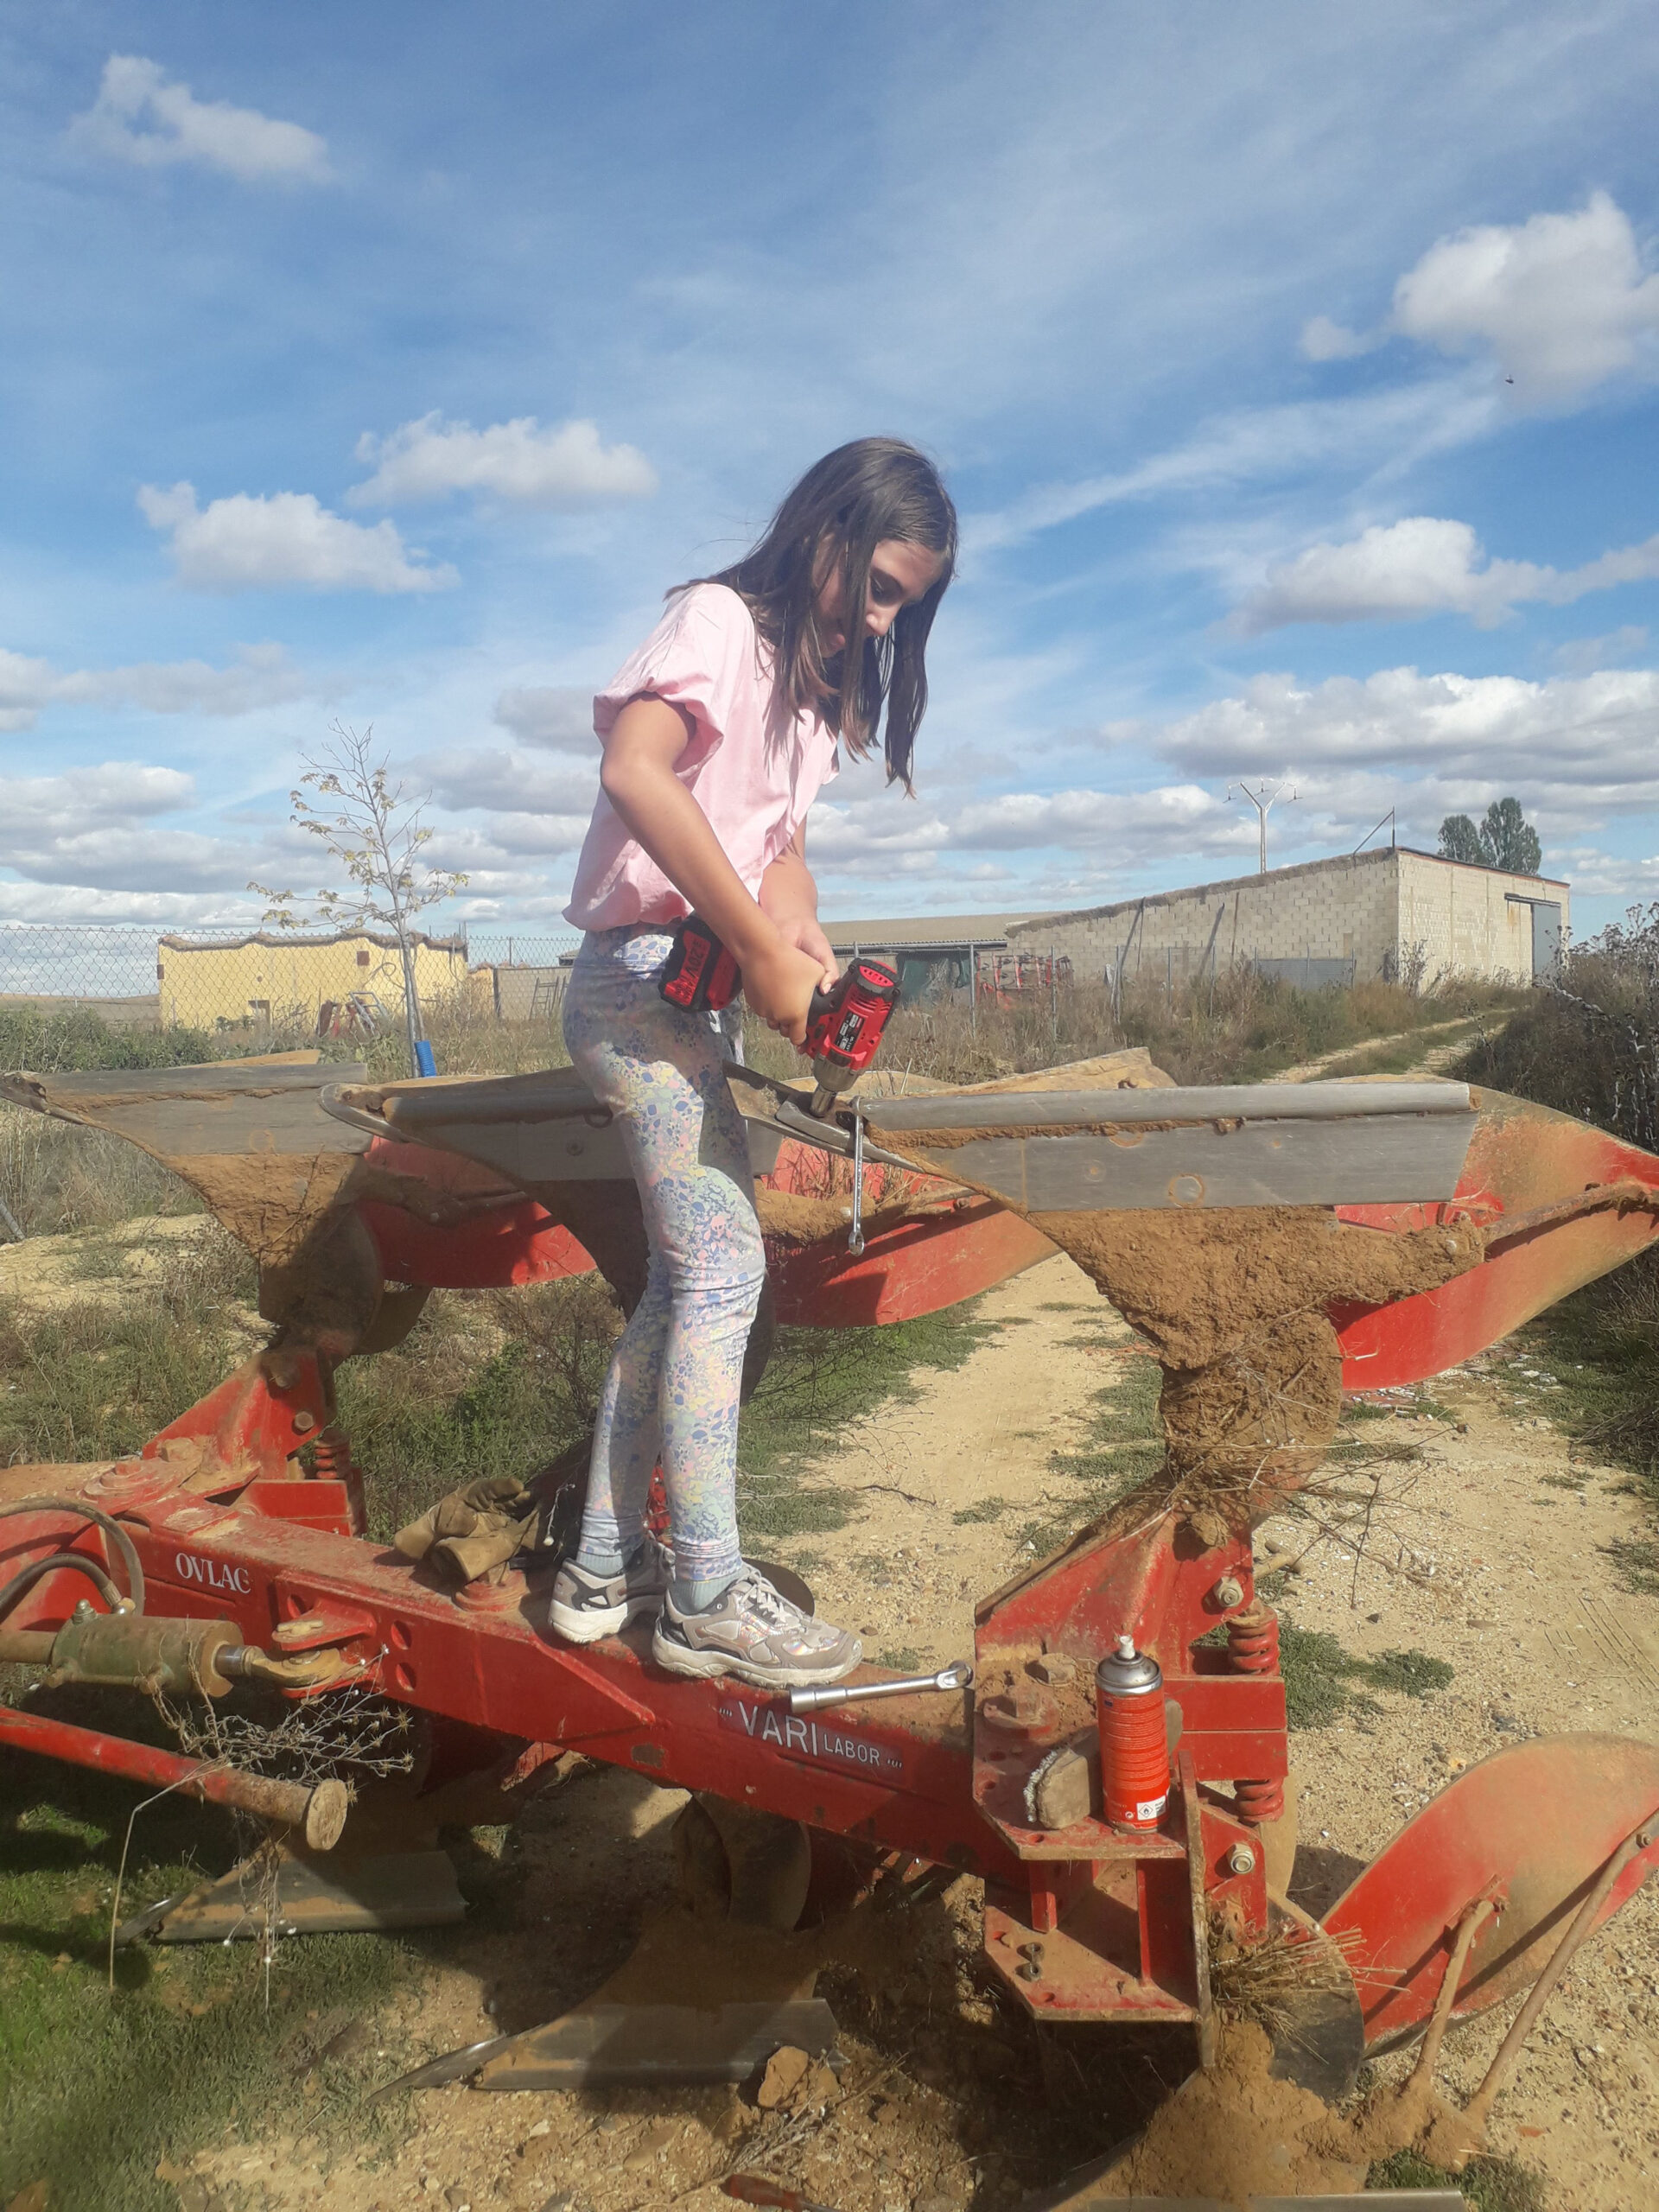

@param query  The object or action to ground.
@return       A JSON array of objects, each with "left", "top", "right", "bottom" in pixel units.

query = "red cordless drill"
[
  {"left": 660, "top": 917, "right": 899, "bottom": 1114},
  {"left": 804, "top": 954, "right": 899, "bottom": 1116}
]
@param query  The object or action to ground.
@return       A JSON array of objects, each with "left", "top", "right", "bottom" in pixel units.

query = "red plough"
[{"left": 3, "top": 1056, "right": 1659, "bottom": 2162}]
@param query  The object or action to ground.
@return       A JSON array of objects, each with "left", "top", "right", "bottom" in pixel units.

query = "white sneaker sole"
[
  {"left": 650, "top": 1623, "right": 861, "bottom": 1689},
  {"left": 548, "top": 1590, "right": 661, "bottom": 1645}
]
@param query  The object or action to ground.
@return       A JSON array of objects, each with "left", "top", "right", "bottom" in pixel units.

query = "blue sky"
[{"left": 3, "top": 3, "right": 1658, "bottom": 941}]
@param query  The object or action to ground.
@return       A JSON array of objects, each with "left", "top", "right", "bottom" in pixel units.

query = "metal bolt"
[
  {"left": 1227, "top": 1842, "right": 1258, "bottom": 1876},
  {"left": 293, "top": 1411, "right": 317, "bottom": 1435},
  {"left": 72, "top": 1598, "right": 96, "bottom": 1622},
  {"left": 1211, "top": 1574, "right": 1245, "bottom": 1610}
]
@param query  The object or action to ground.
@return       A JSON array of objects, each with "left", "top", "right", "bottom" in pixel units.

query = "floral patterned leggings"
[{"left": 562, "top": 925, "right": 764, "bottom": 1611}]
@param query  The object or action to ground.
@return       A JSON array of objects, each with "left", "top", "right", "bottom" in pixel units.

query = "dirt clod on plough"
[{"left": 1031, "top": 1205, "right": 1484, "bottom": 1540}]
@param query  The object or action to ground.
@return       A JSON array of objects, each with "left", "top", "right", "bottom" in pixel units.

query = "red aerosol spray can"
[{"left": 1096, "top": 1635, "right": 1170, "bottom": 1831}]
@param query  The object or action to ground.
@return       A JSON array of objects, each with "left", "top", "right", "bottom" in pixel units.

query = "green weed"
[
  {"left": 1255, "top": 1582, "right": 1454, "bottom": 1729},
  {"left": 953, "top": 1495, "right": 1014, "bottom": 1524},
  {"left": 0, "top": 1711, "right": 416, "bottom": 2212},
  {"left": 1368, "top": 2147, "right": 1546, "bottom": 2209},
  {"left": 1017, "top": 1353, "right": 1165, "bottom": 1556},
  {"left": 1516, "top": 1253, "right": 1659, "bottom": 1510},
  {"left": 1603, "top": 1536, "right": 1659, "bottom": 1597},
  {"left": 0, "top": 1271, "right": 259, "bottom": 1471},
  {"left": 1363, "top": 1647, "right": 1456, "bottom": 1698}
]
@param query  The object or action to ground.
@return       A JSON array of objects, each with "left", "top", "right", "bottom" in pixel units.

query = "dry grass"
[
  {"left": 800, "top": 965, "right": 1523, "bottom": 1092},
  {"left": 0, "top": 1104, "right": 204, "bottom": 1238}
]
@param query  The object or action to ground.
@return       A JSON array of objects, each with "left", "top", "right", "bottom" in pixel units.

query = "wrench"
[
  {"left": 848, "top": 1103, "right": 866, "bottom": 1258},
  {"left": 788, "top": 1659, "right": 973, "bottom": 1714}
]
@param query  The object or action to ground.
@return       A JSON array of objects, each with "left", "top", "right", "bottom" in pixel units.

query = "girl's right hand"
[{"left": 742, "top": 937, "right": 831, "bottom": 1046}]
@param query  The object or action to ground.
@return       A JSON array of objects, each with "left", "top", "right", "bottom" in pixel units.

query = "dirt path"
[
  {"left": 770, "top": 1253, "right": 1124, "bottom": 1674},
  {"left": 1280, "top": 1011, "right": 1504, "bottom": 1084}
]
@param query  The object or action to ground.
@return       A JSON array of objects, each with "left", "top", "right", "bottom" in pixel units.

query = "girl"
[{"left": 550, "top": 437, "right": 957, "bottom": 1689}]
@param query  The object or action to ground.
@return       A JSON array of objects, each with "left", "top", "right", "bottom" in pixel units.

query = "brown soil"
[
  {"left": 1090, "top": 2019, "right": 1367, "bottom": 2202},
  {"left": 1028, "top": 1206, "right": 1484, "bottom": 1372},
  {"left": 754, "top": 1187, "right": 947, "bottom": 1247}
]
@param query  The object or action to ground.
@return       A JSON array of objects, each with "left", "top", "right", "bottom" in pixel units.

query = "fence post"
[
  {"left": 1051, "top": 944, "right": 1058, "bottom": 1046},
  {"left": 968, "top": 942, "right": 976, "bottom": 1038}
]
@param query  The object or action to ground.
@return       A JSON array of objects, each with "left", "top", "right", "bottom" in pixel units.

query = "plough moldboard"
[{"left": 4, "top": 1046, "right": 1659, "bottom": 2177}]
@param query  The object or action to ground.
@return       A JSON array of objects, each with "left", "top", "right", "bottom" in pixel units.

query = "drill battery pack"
[{"left": 658, "top": 912, "right": 741, "bottom": 1014}]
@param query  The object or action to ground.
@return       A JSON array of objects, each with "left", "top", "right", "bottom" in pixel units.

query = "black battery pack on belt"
[{"left": 658, "top": 912, "right": 741, "bottom": 1014}]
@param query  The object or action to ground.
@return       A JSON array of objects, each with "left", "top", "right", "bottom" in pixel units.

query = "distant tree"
[
  {"left": 1479, "top": 797, "right": 1542, "bottom": 876},
  {"left": 1438, "top": 798, "right": 1542, "bottom": 875},
  {"left": 1438, "top": 813, "right": 1485, "bottom": 865},
  {"left": 250, "top": 723, "right": 467, "bottom": 1076}
]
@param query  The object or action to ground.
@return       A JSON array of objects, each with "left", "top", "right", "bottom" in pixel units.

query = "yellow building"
[{"left": 156, "top": 929, "right": 470, "bottom": 1033}]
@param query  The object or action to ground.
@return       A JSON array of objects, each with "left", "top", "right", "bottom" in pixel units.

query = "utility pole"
[{"left": 1229, "top": 779, "right": 1298, "bottom": 876}]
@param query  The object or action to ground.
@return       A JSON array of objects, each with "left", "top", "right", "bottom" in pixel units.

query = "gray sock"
[
  {"left": 575, "top": 1544, "right": 625, "bottom": 1580},
  {"left": 672, "top": 1568, "right": 742, "bottom": 1615}
]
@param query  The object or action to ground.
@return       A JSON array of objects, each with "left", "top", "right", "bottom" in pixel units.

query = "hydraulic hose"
[{"left": 0, "top": 1495, "right": 146, "bottom": 1621}]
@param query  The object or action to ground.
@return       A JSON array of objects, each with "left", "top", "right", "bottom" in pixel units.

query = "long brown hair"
[{"left": 686, "top": 437, "right": 957, "bottom": 790}]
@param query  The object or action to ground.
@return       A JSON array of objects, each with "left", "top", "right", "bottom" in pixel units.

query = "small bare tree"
[{"left": 251, "top": 723, "right": 467, "bottom": 1075}]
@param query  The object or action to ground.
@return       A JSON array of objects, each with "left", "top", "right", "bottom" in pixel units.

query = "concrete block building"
[{"left": 1004, "top": 847, "right": 1568, "bottom": 990}]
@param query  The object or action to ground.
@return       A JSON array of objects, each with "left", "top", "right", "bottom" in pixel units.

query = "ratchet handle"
[{"left": 789, "top": 1663, "right": 973, "bottom": 1715}]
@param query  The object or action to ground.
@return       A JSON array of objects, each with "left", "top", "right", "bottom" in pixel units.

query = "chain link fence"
[{"left": 1, "top": 920, "right": 582, "bottom": 1071}]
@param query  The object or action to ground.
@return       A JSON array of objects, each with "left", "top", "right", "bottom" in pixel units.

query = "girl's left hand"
[{"left": 775, "top": 917, "right": 839, "bottom": 988}]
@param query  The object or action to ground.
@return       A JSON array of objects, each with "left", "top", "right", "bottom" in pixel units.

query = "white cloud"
[
  {"left": 1393, "top": 194, "right": 1659, "bottom": 404},
  {"left": 0, "top": 760, "right": 257, "bottom": 891},
  {"left": 1554, "top": 625, "right": 1649, "bottom": 675},
  {"left": 1299, "top": 315, "right": 1376, "bottom": 362},
  {"left": 0, "top": 642, "right": 315, "bottom": 732},
  {"left": 3, "top": 761, "right": 192, "bottom": 834},
  {"left": 1543, "top": 849, "right": 1659, "bottom": 900},
  {"left": 417, "top": 746, "right": 598, "bottom": 818},
  {"left": 950, "top": 785, "right": 1246, "bottom": 858},
  {"left": 1233, "top": 516, "right": 1659, "bottom": 632},
  {"left": 493, "top": 686, "right": 597, "bottom": 751},
  {"left": 138, "top": 482, "right": 456, "bottom": 594},
  {"left": 0, "top": 883, "right": 263, "bottom": 925},
  {"left": 1303, "top": 194, "right": 1659, "bottom": 408},
  {"left": 349, "top": 415, "right": 658, "bottom": 509},
  {"left": 479, "top": 813, "right": 594, "bottom": 857},
  {"left": 70, "top": 55, "right": 331, "bottom": 185},
  {"left": 1149, "top": 665, "right": 1659, "bottom": 800}
]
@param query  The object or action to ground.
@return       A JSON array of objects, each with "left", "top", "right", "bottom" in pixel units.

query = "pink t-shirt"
[{"left": 563, "top": 583, "right": 840, "bottom": 931}]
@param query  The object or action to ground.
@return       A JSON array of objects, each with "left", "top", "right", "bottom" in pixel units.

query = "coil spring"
[
  {"left": 1228, "top": 1604, "right": 1284, "bottom": 1825},
  {"left": 310, "top": 1427, "right": 366, "bottom": 1538},
  {"left": 1226, "top": 1605, "right": 1281, "bottom": 1675},
  {"left": 1232, "top": 1774, "right": 1285, "bottom": 1823}
]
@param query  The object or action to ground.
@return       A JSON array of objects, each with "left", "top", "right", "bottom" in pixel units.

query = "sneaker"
[
  {"left": 549, "top": 1535, "right": 671, "bottom": 1644},
  {"left": 651, "top": 1566, "right": 861, "bottom": 1688}
]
